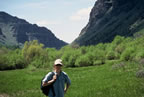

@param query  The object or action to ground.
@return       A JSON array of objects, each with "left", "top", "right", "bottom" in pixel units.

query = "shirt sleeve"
[
  {"left": 42, "top": 72, "right": 53, "bottom": 83},
  {"left": 63, "top": 72, "right": 71, "bottom": 85}
]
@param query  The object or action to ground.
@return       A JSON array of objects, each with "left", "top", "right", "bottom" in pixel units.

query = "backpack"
[{"left": 41, "top": 72, "right": 55, "bottom": 96}]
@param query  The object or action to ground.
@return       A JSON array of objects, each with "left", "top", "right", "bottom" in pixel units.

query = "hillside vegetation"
[{"left": 0, "top": 33, "right": 144, "bottom": 70}]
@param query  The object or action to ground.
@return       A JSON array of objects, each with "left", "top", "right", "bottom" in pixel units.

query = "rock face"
[
  {"left": 0, "top": 12, "right": 67, "bottom": 49},
  {"left": 73, "top": 0, "right": 144, "bottom": 46}
]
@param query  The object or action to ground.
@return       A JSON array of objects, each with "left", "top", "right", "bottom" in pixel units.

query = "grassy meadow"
[{"left": 0, "top": 61, "right": 144, "bottom": 97}]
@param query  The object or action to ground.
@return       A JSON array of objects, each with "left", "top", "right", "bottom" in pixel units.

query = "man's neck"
[{"left": 54, "top": 70, "right": 61, "bottom": 74}]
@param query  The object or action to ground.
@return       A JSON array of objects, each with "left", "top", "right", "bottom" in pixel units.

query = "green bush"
[
  {"left": 22, "top": 40, "right": 45, "bottom": 64},
  {"left": 112, "top": 36, "right": 125, "bottom": 45},
  {"left": 46, "top": 48, "right": 58, "bottom": 61},
  {"left": 135, "top": 50, "right": 144, "bottom": 61},
  {"left": 0, "top": 55, "right": 9, "bottom": 70},
  {"left": 93, "top": 60, "right": 103, "bottom": 65},
  {"left": 93, "top": 50, "right": 106, "bottom": 65},
  {"left": 120, "top": 47, "right": 135, "bottom": 61},
  {"left": 61, "top": 51, "right": 72, "bottom": 66},
  {"left": 115, "top": 44, "right": 125, "bottom": 54},
  {"left": 30, "top": 58, "right": 44, "bottom": 68},
  {"left": 75, "top": 55, "right": 92, "bottom": 67},
  {"left": 6, "top": 49, "right": 26, "bottom": 69},
  {"left": 106, "top": 51, "right": 116, "bottom": 60},
  {"left": 30, "top": 55, "right": 51, "bottom": 68},
  {"left": 61, "top": 49, "right": 81, "bottom": 67},
  {"left": 95, "top": 43, "right": 107, "bottom": 50},
  {"left": 68, "top": 52, "right": 81, "bottom": 67},
  {"left": 0, "top": 49, "right": 26, "bottom": 70}
]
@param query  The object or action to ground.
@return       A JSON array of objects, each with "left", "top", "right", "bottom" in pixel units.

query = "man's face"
[{"left": 54, "top": 64, "right": 62, "bottom": 71}]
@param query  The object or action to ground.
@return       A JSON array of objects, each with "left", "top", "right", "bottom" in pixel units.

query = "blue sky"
[{"left": 0, "top": 0, "right": 96, "bottom": 43}]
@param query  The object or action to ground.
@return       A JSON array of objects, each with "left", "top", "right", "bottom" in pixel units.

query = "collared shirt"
[{"left": 43, "top": 71, "right": 71, "bottom": 97}]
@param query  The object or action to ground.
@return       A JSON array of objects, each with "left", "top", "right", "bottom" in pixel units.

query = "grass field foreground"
[{"left": 0, "top": 62, "right": 144, "bottom": 97}]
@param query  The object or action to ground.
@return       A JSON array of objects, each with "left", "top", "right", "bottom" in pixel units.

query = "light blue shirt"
[{"left": 43, "top": 71, "right": 71, "bottom": 97}]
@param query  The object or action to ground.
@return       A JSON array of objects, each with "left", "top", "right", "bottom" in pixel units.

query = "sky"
[{"left": 0, "top": 0, "right": 96, "bottom": 43}]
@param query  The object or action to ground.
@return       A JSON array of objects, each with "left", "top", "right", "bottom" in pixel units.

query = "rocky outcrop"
[
  {"left": 73, "top": 0, "right": 144, "bottom": 46},
  {"left": 0, "top": 12, "right": 67, "bottom": 49}
]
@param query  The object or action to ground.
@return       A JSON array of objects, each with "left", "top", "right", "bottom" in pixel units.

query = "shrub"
[
  {"left": 95, "top": 43, "right": 107, "bottom": 50},
  {"left": 75, "top": 55, "right": 92, "bottom": 67},
  {"left": 6, "top": 49, "right": 26, "bottom": 69},
  {"left": 93, "top": 50, "right": 106, "bottom": 65},
  {"left": 115, "top": 44, "right": 125, "bottom": 54},
  {"left": 14, "top": 56, "right": 26, "bottom": 69},
  {"left": 112, "top": 36, "right": 125, "bottom": 45},
  {"left": 136, "top": 70, "right": 144, "bottom": 78},
  {"left": 135, "top": 50, "right": 144, "bottom": 61},
  {"left": 0, "top": 55, "right": 9, "bottom": 70},
  {"left": 106, "top": 51, "right": 116, "bottom": 60},
  {"left": 68, "top": 53, "right": 80, "bottom": 67},
  {"left": 46, "top": 48, "right": 59, "bottom": 63},
  {"left": 112, "top": 62, "right": 126, "bottom": 70},
  {"left": 140, "top": 59, "right": 144, "bottom": 65},
  {"left": 93, "top": 60, "right": 103, "bottom": 65},
  {"left": 30, "top": 58, "right": 43, "bottom": 68},
  {"left": 62, "top": 49, "right": 81, "bottom": 67},
  {"left": 0, "top": 49, "right": 27, "bottom": 70},
  {"left": 30, "top": 55, "right": 51, "bottom": 68},
  {"left": 22, "top": 40, "right": 45, "bottom": 64},
  {"left": 120, "top": 47, "right": 135, "bottom": 61},
  {"left": 61, "top": 51, "right": 72, "bottom": 67},
  {"left": 80, "top": 46, "right": 87, "bottom": 54}
]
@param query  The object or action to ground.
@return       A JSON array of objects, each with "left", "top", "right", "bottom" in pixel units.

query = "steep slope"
[
  {"left": 0, "top": 12, "right": 67, "bottom": 49},
  {"left": 72, "top": 0, "right": 144, "bottom": 46}
]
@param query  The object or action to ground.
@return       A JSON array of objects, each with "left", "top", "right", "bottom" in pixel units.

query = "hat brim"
[{"left": 54, "top": 63, "right": 63, "bottom": 66}]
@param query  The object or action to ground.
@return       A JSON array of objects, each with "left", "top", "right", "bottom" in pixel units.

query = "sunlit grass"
[{"left": 0, "top": 62, "right": 144, "bottom": 97}]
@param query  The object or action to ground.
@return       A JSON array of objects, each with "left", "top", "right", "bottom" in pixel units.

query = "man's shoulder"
[
  {"left": 45, "top": 72, "right": 54, "bottom": 77},
  {"left": 61, "top": 71, "right": 71, "bottom": 84},
  {"left": 61, "top": 71, "right": 68, "bottom": 76},
  {"left": 43, "top": 72, "right": 54, "bottom": 82}
]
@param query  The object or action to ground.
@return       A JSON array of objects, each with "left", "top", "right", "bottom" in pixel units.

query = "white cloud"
[
  {"left": 70, "top": 7, "right": 92, "bottom": 21},
  {"left": 21, "top": 1, "right": 49, "bottom": 9},
  {"left": 36, "top": 20, "right": 60, "bottom": 27}
]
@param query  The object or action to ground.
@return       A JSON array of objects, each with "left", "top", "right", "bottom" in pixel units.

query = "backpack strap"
[{"left": 51, "top": 72, "right": 56, "bottom": 96}]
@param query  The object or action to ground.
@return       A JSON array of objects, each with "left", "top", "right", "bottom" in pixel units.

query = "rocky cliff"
[
  {"left": 73, "top": 0, "right": 144, "bottom": 46},
  {"left": 0, "top": 12, "right": 67, "bottom": 49}
]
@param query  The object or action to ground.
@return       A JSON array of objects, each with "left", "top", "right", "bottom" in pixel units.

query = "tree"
[{"left": 22, "top": 40, "right": 45, "bottom": 64}]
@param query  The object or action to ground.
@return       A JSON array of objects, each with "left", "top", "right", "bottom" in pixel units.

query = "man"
[{"left": 42, "top": 59, "right": 71, "bottom": 97}]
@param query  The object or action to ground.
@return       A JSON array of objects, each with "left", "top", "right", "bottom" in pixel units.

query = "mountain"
[
  {"left": 72, "top": 0, "right": 144, "bottom": 46},
  {"left": 0, "top": 12, "right": 67, "bottom": 49}
]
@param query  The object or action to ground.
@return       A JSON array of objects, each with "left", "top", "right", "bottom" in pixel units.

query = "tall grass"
[{"left": 0, "top": 62, "right": 144, "bottom": 97}]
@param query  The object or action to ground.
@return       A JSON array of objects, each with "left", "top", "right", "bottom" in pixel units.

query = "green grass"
[{"left": 0, "top": 62, "right": 144, "bottom": 97}]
